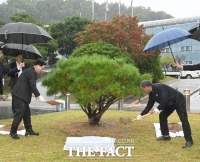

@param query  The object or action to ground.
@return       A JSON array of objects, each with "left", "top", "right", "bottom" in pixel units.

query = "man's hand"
[
  {"left": 153, "top": 108, "right": 160, "bottom": 114},
  {"left": 38, "top": 95, "right": 46, "bottom": 102},
  {"left": 136, "top": 114, "right": 142, "bottom": 120},
  {"left": 174, "top": 61, "right": 183, "bottom": 69},
  {"left": 19, "top": 62, "right": 25, "bottom": 68}
]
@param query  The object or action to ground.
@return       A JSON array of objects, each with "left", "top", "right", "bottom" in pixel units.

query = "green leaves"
[
  {"left": 50, "top": 16, "right": 89, "bottom": 56},
  {"left": 71, "top": 41, "right": 134, "bottom": 64},
  {"left": 42, "top": 54, "right": 151, "bottom": 107}
]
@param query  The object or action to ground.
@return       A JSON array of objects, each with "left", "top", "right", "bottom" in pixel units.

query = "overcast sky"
[{"left": 95, "top": 0, "right": 200, "bottom": 18}]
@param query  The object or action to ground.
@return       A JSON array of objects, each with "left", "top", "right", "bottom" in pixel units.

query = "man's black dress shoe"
[
  {"left": 25, "top": 130, "right": 39, "bottom": 136},
  {"left": 182, "top": 141, "right": 193, "bottom": 148},
  {"left": 156, "top": 135, "right": 171, "bottom": 141},
  {"left": 10, "top": 133, "right": 19, "bottom": 140}
]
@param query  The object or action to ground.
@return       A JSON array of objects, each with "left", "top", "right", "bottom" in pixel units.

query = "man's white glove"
[
  {"left": 38, "top": 95, "right": 46, "bottom": 102},
  {"left": 136, "top": 114, "right": 142, "bottom": 120},
  {"left": 153, "top": 108, "right": 160, "bottom": 114}
]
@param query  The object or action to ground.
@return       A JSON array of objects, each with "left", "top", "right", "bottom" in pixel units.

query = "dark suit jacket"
[
  {"left": 141, "top": 83, "right": 184, "bottom": 115},
  {"left": 0, "top": 62, "right": 19, "bottom": 95},
  {"left": 8, "top": 62, "right": 26, "bottom": 89},
  {"left": 12, "top": 66, "right": 40, "bottom": 104}
]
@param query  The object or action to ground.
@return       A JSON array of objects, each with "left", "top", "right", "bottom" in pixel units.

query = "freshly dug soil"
[
  {"left": 59, "top": 120, "right": 130, "bottom": 138},
  {"left": 119, "top": 117, "right": 132, "bottom": 124},
  {"left": 168, "top": 122, "right": 182, "bottom": 133}
]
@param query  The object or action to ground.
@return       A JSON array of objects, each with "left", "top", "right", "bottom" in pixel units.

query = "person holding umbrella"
[
  {"left": 10, "top": 60, "right": 47, "bottom": 140},
  {"left": 136, "top": 80, "right": 193, "bottom": 149},
  {"left": 8, "top": 52, "right": 26, "bottom": 89},
  {"left": 0, "top": 48, "right": 24, "bottom": 95}
]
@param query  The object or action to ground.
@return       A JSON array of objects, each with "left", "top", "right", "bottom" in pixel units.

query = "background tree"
[
  {"left": 160, "top": 54, "right": 174, "bottom": 71},
  {"left": 0, "top": 0, "right": 173, "bottom": 24},
  {"left": 137, "top": 51, "right": 164, "bottom": 82},
  {"left": 74, "top": 14, "right": 152, "bottom": 64},
  {"left": 74, "top": 14, "right": 163, "bottom": 81},
  {"left": 50, "top": 16, "right": 89, "bottom": 57},
  {"left": 10, "top": 12, "right": 44, "bottom": 26},
  {"left": 71, "top": 41, "right": 133, "bottom": 64},
  {"left": 0, "top": 20, "right": 6, "bottom": 27},
  {"left": 42, "top": 54, "right": 151, "bottom": 125}
]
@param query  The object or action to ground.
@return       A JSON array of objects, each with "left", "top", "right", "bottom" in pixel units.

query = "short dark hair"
[
  {"left": 34, "top": 60, "right": 46, "bottom": 66},
  {"left": 140, "top": 80, "right": 152, "bottom": 88},
  {"left": 15, "top": 52, "right": 22, "bottom": 57}
]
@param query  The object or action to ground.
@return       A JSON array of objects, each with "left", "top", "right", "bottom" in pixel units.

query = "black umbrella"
[
  {"left": 0, "top": 22, "right": 53, "bottom": 44},
  {"left": 0, "top": 22, "right": 53, "bottom": 57},
  {"left": 1, "top": 43, "right": 42, "bottom": 60},
  {"left": 188, "top": 23, "right": 200, "bottom": 41}
]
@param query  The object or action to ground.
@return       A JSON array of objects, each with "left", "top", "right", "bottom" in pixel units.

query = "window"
[
  {"left": 181, "top": 46, "right": 192, "bottom": 51},
  {"left": 185, "top": 61, "right": 192, "bottom": 64},
  {"left": 186, "top": 46, "right": 192, "bottom": 51},
  {"left": 181, "top": 47, "right": 185, "bottom": 51},
  {"left": 166, "top": 48, "right": 170, "bottom": 53}
]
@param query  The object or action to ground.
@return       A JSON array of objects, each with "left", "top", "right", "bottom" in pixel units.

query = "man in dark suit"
[
  {"left": 8, "top": 52, "right": 26, "bottom": 89},
  {"left": 10, "top": 60, "right": 46, "bottom": 140},
  {"left": 0, "top": 48, "right": 24, "bottom": 95},
  {"left": 136, "top": 80, "right": 193, "bottom": 149}
]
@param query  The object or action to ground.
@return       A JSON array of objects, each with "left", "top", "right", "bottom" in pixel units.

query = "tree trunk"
[{"left": 88, "top": 113, "right": 102, "bottom": 125}]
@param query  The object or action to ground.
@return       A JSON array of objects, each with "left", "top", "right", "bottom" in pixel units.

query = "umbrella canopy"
[
  {"left": 0, "top": 22, "right": 53, "bottom": 44},
  {"left": 1, "top": 43, "right": 42, "bottom": 60},
  {"left": 143, "top": 28, "right": 191, "bottom": 53},
  {"left": 188, "top": 23, "right": 200, "bottom": 41}
]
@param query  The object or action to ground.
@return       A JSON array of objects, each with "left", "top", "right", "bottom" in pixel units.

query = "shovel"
[{"left": 132, "top": 110, "right": 154, "bottom": 121}]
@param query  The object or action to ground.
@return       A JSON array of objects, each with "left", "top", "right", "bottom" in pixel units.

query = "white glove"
[
  {"left": 38, "top": 95, "right": 46, "bottom": 102},
  {"left": 136, "top": 114, "right": 142, "bottom": 120},
  {"left": 153, "top": 108, "right": 160, "bottom": 114}
]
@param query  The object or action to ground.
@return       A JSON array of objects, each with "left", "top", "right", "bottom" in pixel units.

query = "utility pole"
[
  {"left": 105, "top": 0, "right": 109, "bottom": 20},
  {"left": 79, "top": 0, "right": 82, "bottom": 17},
  {"left": 131, "top": 0, "right": 133, "bottom": 17},
  {"left": 92, "top": 0, "right": 94, "bottom": 20},
  {"left": 118, "top": 0, "right": 121, "bottom": 15}
]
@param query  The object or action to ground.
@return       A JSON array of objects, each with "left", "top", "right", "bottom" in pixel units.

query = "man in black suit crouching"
[{"left": 10, "top": 60, "right": 46, "bottom": 140}]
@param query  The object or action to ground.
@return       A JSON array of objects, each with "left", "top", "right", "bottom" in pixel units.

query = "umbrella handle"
[
  {"left": 162, "top": 27, "right": 176, "bottom": 63},
  {"left": 5, "top": 30, "right": 8, "bottom": 40}
]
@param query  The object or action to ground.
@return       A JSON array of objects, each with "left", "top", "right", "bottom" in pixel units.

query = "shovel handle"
[{"left": 132, "top": 110, "right": 154, "bottom": 121}]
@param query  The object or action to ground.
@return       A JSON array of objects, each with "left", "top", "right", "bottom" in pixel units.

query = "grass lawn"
[{"left": 0, "top": 110, "right": 200, "bottom": 162}]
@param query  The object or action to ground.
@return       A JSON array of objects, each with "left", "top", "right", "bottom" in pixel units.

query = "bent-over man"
[{"left": 136, "top": 80, "right": 193, "bottom": 149}]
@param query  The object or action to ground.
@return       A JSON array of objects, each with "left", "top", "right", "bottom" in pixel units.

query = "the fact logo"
[
  {"left": 66, "top": 138, "right": 134, "bottom": 158},
  {"left": 67, "top": 146, "right": 134, "bottom": 157}
]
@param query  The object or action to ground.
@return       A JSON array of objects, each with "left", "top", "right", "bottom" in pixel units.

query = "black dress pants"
[
  {"left": 10, "top": 95, "right": 32, "bottom": 134},
  {"left": 159, "top": 95, "right": 193, "bottom": 142}
]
